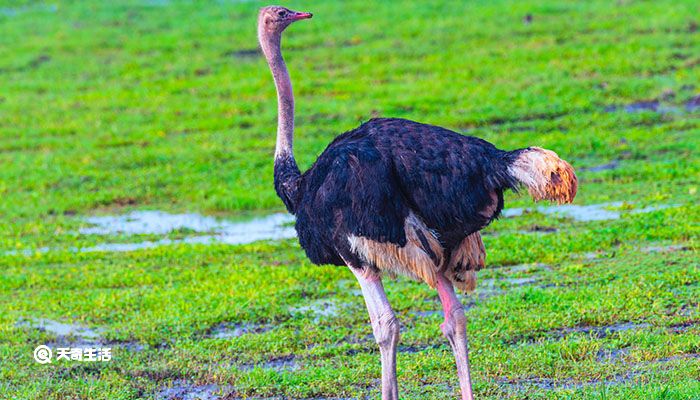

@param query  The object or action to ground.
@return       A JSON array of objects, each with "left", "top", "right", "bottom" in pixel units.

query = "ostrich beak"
[{"left": 290, "top": 11, "right": 313, "bottom": 21}]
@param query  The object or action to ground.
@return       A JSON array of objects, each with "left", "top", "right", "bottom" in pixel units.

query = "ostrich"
[{"left": 257, "top": 6, "right": 577, "bottom": 399}]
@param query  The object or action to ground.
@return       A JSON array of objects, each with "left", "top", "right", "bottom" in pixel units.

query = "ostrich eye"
[{"left": 277, "top": 10, "right": 287, "bottom": 17}]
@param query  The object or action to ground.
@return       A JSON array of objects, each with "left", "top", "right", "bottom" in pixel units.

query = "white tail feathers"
[{"left": 509, "top": 147, "right": 578, "bottom": 204}]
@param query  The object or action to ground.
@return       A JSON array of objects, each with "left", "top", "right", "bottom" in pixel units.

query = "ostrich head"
[{"left": 258, "top": 6, "right": 312, "bottom": 37}]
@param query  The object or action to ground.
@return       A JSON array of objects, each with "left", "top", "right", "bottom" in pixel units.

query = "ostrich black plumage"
[{"left": 258, "top": 6, "right": 577, "bottom": 400}]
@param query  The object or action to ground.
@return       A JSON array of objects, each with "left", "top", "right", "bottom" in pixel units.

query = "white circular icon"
[{"left": 34, "top": 345, "right": 52, "bottom": 364}]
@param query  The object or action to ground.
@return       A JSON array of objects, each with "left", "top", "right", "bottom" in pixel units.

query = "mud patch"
[
  {"left": 502, "top": 202, "right": 677, "bottom": 222},
  {"left": 156, "top": 380, "right": 234, "bottom": 400}
]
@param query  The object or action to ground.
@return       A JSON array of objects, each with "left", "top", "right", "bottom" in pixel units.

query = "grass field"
[{"left": 0, "top": 0, "right": 699, "bottom": 398}]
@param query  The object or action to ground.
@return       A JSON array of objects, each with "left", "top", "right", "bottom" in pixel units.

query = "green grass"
[{"left": 0, "top": 0, "right": 699, "bottom": 398}]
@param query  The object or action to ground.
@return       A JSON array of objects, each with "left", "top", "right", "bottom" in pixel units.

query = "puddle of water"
[
  {"left": 16, "top": 317, "right": 145, "bottom": 350},
  {"left": 669, "top": 321, "right": 699, "bottom": 333},
  {"left": 481, "top": 277, "right": 539, "bottom": 287},
  {"left": 17, "top": 317, "right": 103, "bottom": 340},
  {"left": 499, "top": 263, "right": 552, "bottom": 274},
  {"left": 239, "top": 355, "right": 298, "bottom": 372},
  {"left": 510, "top": 321, "right": 652, "bottom": 346},
  {"left": 641, "top": 244, "right": 690, "bottom": 253},
  {"left": 560, "top": 322, "right": 651, "bottom": 338},
  {"left": 399, "top": 344, "right": 442, "bottom": 353},
  {"left": 223, "top": 48, "right": 260, "bottom": 59},
  {"left": 289, "top": 299, "right": 339, "bottom": 322},
  {"left": 410, "top": 310, "right": 443, "bottom": 318},
  {"left": 502, "top": 353, "right": 700, "bottom": 393},
  {"left": 337, "top": 279, "right": 363, "bottom": 297},
  {"left": 580, "top": 160, "right": 619, "bottom": 172},
  {"left": 142, "top": 0, "right": 170, "bottom": 7},
  {"left": 81, "top": 211, "right": 292, "bottom": 236},
  {"left": 208, "top": 322, "right": 270, "bottom": 339},
  {"left": 73, "top": 211, "right": 296, "bottom": 253},
  {"left": 596, "top": 347, "right": 631, "bottom": 363},
  {"left": 156, "top": 380, "right": 234, "bottom": 400},
  {"left": 503, "top": 202, "right": 677, "bottom": 222},
  {"left": 0, "top": 4, "right": 57, "bottom": 17},
  {"left": 605, "top": 100, "right": 684, "bottom": 115},
  {"left": 581, "top": 251, "right": 608, "bottom": 262},
  {"left": 686, "top": 95, "right": 700, "bottom": 111}
]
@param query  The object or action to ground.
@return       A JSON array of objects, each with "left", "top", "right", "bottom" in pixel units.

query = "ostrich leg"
[
  {"left": 436, "top": 274, "right": 474, "bottom": 400},
  {"left": 350, "top": 267, "right": 399, "bottom": 400}
]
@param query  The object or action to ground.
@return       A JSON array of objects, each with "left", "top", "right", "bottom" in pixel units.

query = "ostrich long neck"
[
  {"left": 259, "top": 27, "right": 302, "bottom": 213},
  {"left": 260, "top": 30, "right": 295, "bottom": 158}
]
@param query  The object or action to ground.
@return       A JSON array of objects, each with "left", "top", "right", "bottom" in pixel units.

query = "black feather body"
[{"left": 273, "top": 118, "right": 521, "bottom": 267}]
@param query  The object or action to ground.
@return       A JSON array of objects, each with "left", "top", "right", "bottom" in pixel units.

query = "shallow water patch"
[
  {"left": 500, "top": 353, "right": 700, "bottom": 392},
  {"left": 604, "top": 99, "right": 684, "bottom": 115},
  {"left": 503, "top": 202, "right": 677, "bottom": 222},
  {"left": 685, "top": 94, "right": 700, "bottom": 111},
  {"left": 514, "top": 321, "right": 652, "bottom": 344},
  {"left": 497, "top": 263, "right": 552, "bottom": 274},
  {"left": 0, "top": 4, "right": 57, "bottom": 18},
  {"left": 579, "top": 160, "right": 619, "bottom": 172},
  {"left": 239, "top": 355, "right": 299, "bottom": 372},
  {"left": 16, "top": 317, "right": 145, "bottom": 350},
  {"left": 73, "top": 211, "right": 296, "bottom": 253},
  {"left": 641, "top": 244, "right": 690, "bottom": 253},
  {"left": 156, "top": 380, "right": 234, "bottom": 400},
  {"left": 481, "top": 276, "right": 540, "bottom": 288},
  {"left": 289, "top": 298, "right": 339, "bottom": 323},
  {"left": 558, "top": 321, "right": 651, "bottom": 339},
  {"left": 207, "top": 322, "right": 271, "bottom": 339},
  {"left": 16, "top": 317, "right": 103, "bottom": 345},
  {"left": 596, "top": 347, "right": 631, "bottom": 363},
  {"left": 410, "top": 310, "right": 443, "bottom": 318}
]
